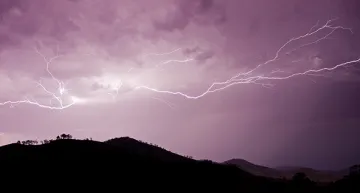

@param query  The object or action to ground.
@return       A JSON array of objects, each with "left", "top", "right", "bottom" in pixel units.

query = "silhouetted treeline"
[{"left": 16, "top": 133, "right": 92, "bottom": 145}]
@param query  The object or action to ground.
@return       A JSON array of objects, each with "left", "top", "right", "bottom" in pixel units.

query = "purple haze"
[{"left": 0, "top": 0, "right": 360, "bottom": 170}]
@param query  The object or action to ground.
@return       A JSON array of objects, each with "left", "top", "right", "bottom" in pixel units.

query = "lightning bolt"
[
  {"left": 135, "top": 19, "right": 359, "bottom": 99},
  {"left": 0, "top": 19, "right": 359, "bottom": 109},
  {"left": 142, "top": 48, "right": 182, "bottom": 58},
  {"left": 107, "top": 80, "right": 123, "bottom": 99},
  {"left": 0, "top": 48, "right": 78, "bottom": 110},
  {"left": 151, "top": 97, "right": 177, "bottom": 109},
  {"left": 143, "top": 48, "right": 194, "bottom": 69},
  {"left": 156, "top": 58, "right": 194, "bottom": 68},
  {"left": 286, "top": 18, "right": 353, "bottom": 55}
]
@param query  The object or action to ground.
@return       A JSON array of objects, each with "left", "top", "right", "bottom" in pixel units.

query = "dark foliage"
[{"left": 1, "top": 135, "right": 360, "bottom": 192}]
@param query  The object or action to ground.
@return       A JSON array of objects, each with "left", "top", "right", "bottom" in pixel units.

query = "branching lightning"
[
  {"left": 107, "top": 80, "right": 123, "bottom": 99},
  {"left": 1, "top": 19, "right": 359, "bottom": 109},
  {"left": 135, "top": 19, "right": 360, "bottom": 99},
  {"left": 0, "top": 48, "right": 77, "bottom": 109},
  {"left": 142, "top": 48, "right": 182, "bottom": 58},
  {"left": 156, "top": 58, "right": 194, "bottom": 68}
]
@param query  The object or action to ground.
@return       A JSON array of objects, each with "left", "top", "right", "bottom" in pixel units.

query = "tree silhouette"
[
  {"left": 20, "top": 140, "right": 38, "bottom": 145},
  {"left": 291, "top": 172, "right": 313, "bottom": 188},
  {"left": 292, "top": 172, "right": 308, "bottom": 182},
  {"left": 40, "top": 140, "right": 50, "bottom": 144},
  {"left": 54, "top": 134, "right": 73, "bottom": 140},
  {"left": 350, "top": 165, "right": 360, "bottom": 176}
]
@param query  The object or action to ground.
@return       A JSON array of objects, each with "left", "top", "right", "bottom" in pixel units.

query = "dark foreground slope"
[
  {"left": 0, "top": 138, "right": 265, "bottom": 191},
  {"left": 0, "top": 137, "right": 359, "bottom": 192}
]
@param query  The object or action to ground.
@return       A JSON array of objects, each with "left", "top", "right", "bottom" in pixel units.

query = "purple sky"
[{"left": 1, "top": 0, "right": 360, "bottom": 170}]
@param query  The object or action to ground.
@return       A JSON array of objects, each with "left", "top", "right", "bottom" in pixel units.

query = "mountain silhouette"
[
  {"left": 0, "top": 137, "right": 259, "bottom": 191},
  {"left": 224, "top": 159, "right": 283, "bottom": 178},
  {"left": 225, "top": 159, "right": 347, "bottom": 182},
  {"left": 0, "top": 136, "right": 359, "bottom": 192},
  {"left": 105, "top": 137, "right": 192, "bottom": 162}
]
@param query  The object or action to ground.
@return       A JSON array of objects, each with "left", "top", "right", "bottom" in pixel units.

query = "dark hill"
[
  {"left": 105, "top": 137, "right": 192, "bottom": 162},
  {"left": 0, "top": 137, "right": 359, "bottom": 192},
  {"left": 0, "top": 138, "right": 263, "bottom": 191},
  {"left": 225, "top": 159, "right": 346, "bottom": 182},
  {"left": 224, "top": 159, "right": 283, "bottom": 178}
]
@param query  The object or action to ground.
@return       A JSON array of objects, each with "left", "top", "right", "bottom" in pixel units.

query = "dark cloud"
[
  {"left": 0, "top": 0, "right": 82, "bottom": 51},
  {"left": 154, "top": 0, "right": 226, "bottom": 31},
  {"left": 0, "top": 0, "right": 26, "bottom": 16},
  {"left": 195, "top": 50, "right": 214, "bottom": 62},
  {"left": 182, "top": 47, "right": 214, "bottom": 63},
  {"left": 183, "top": 47, "right": 200, "bottom": 55}
]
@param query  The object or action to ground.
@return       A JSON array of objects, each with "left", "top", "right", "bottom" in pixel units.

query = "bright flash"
[
  {"left": 0, "top": 18, "right": 359, "bottom": 110},
  {"left": 71, "top": 96, "right": 85, "bottom": 104}
]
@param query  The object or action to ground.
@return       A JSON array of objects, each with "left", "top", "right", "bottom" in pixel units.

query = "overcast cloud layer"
[{"left": 0, "top": 0, "right": 360, "bottom": 170}]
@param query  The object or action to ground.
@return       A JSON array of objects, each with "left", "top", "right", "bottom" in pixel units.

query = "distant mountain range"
[{"left": 224, "top": 159, "right": 348, "bottom": 182}]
